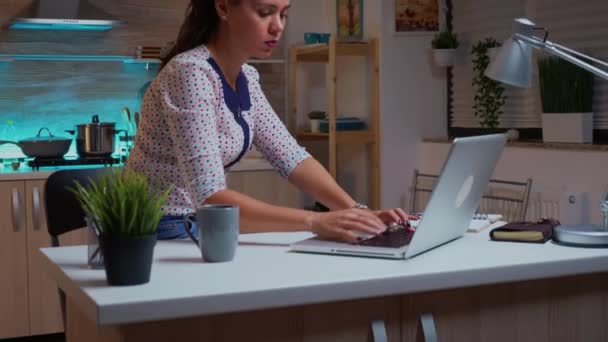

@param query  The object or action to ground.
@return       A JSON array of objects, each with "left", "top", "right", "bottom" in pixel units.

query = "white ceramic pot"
[
  {"left": 310, "top": 119, "right": 321, "bottom": 133},
  {"left": 432, "top": 49, "right": 457, "bottom": 67},
  {"left": 542, "top": 112, "right": 593, "bottom": 143}
]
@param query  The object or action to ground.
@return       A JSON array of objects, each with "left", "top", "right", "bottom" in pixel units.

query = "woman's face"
[{"left": 223, "top": 0, "right": 290, "bottom": 59}]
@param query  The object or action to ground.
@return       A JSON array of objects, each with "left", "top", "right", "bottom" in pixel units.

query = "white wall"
[
  {"left": 287, "top": 0, "right": 447, "bottom": 209},
  {"left": 287, "top": 1, "right": 608, "bottom": 225},
  {"left": 379, "top": 1, "right": 446, "bottom": 209}
]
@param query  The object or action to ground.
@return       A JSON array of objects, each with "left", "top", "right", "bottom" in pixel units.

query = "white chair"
[{"left": 409, "top": 169, "right": 533, "bottom": 222}]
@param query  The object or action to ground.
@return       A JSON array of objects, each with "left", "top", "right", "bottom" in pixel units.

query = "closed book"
[
  {"left": 491, "top": 230, "right": 544, "bottom": 242},
  {"left": 490, "top": 218, "right": 560, "bottom": 244}
]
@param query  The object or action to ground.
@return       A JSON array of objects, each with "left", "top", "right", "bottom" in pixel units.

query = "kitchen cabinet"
[
  {"left": 0, "top": 181, "right": 29, "bottom": 339},
  {"left": 0, "top": 179, "right": 87, "bottom": 339},
  {"left": 298, "top": 297, "right": 400, "bottom": 342},
  {"left": 65, "top": 296, "right": 401, "bottom": 342}
]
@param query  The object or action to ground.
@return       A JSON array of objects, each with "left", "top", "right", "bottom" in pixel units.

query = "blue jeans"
[{"left": 157, "top": 215, "right": 198, "bottom": 240}]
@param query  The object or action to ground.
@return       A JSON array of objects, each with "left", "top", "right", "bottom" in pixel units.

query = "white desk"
[{"left": 39, "top": 229, "right": 608, "bottom": 342}]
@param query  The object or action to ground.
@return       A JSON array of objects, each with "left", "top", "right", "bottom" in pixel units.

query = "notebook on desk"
[{"left": 289, "top": 134, "right": 508, "bottom": 259}]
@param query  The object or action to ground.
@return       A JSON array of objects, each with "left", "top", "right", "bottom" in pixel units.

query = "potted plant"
[
  {"left": 71, "top": 170, "right": 170, "bottom": 286},
  {"left": 471, "top": 37, "right": 506, "bottom": 129},
  {"left": 431, "top": 31, "right": 459, "bottom": 67},
  {"left": 538, "top": 57, "right": 594, "bottom": 143},
  {"left": 307, "top": 110, "right": 326, "bottom": 133}
]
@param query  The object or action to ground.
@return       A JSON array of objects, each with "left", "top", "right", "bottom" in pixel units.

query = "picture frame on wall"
[
  {"left": 337, "top": 0, "right": 364, "bottom": 42},
  {"left": 394, "top": 0, "right": 444, "bottom": 35}
]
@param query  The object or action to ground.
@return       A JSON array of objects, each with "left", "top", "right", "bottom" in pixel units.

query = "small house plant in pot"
[
  {"left": 307, "top": 111, "right": 326, "bottom": 133},
  {"left": 72, "top": 170, "right": 170, "bottom": 286},
  {"left": 538, "top": 57, "right": 594, "bottom": 143},
  {"left": 471, "top": 37, "right": 506, "bottom": 129},
  {"left": 431, "top": 31, "right": 459, "bottom": 67}
]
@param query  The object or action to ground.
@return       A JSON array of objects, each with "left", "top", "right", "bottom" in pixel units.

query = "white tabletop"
[{"left": 38, "top": 228, "right": 608, "bottom": 326}]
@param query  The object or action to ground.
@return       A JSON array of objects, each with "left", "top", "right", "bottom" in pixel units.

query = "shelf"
[
  {"left": 289, "top": 36, "right": 380, "bottom": 208},
  {"left": 296, "top": 130, "right": 376, "bottom": 143},
  {"left": 291, "top": 42, "right": 372, "bottom": 63}
]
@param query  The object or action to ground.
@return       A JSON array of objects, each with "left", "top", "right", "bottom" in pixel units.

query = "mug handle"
[{"left": 183, "top": 213, "right": 199, "bottom": 247}]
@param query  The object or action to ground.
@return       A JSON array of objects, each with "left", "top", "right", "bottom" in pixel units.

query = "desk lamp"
[{"left": 485, "top": 18, "right": 608, "bottom": 247}]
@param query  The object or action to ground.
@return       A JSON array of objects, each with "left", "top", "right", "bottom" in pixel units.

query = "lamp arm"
[
  {"left": 513, "top": 33, "right": 608, "bottom": 81},
  {"left": 550, "top": 42, "right": 608, "bottom": 69}
]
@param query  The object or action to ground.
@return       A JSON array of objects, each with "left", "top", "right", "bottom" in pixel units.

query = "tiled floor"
[{"left": 7, "top": 333, "right": 65, "bottom": 342}]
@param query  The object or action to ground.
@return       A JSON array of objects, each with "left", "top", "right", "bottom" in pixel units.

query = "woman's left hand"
[{"left": 372, "top": 208, "right": 418, "bottom": 225}]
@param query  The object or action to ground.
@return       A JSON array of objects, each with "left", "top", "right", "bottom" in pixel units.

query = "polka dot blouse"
[{"left": 126, "top": 45, "right": 310, "bottom": 216}]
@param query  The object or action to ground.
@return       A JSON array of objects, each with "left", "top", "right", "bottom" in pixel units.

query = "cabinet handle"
[
  {"left": 368, "top": 320, "right": 387, "bottom": 342},
  {"left": 33, "top": 186, "right": 41, "bottom": 231},
  {"left": 419, "top": 313, "right": 438, "bottom": 342},
  {"left": 11, "top": 188, "right": 22, "bottom": 232}
]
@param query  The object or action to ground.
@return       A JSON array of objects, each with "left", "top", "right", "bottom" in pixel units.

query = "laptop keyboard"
[{"left": 357, "top": 225, "right": 415, "bottom": 248}]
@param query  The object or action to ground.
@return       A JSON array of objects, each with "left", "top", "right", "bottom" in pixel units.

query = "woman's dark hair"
[{"left": 160, "top": 0, "right": 220, "bottom": 70}]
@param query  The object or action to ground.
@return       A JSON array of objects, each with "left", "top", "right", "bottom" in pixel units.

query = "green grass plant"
[
  {"left": 432, "top": 31, "right": 459, "bottom": 49},
  {"left": 538, "top": 57, "right": 593, "bottom": 113},
  {"left": 71, "top": 170, "right": 170, "bottom": 238}
]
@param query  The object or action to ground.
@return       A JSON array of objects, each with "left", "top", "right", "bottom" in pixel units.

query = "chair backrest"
[
  {"left": 477, "top": 178, "right": 533, "bottom": 222},
  {"left": 44, "top": 168, "right": 113, "bottom": 246},
  {"left": 409, "top": 170, "right": 439, "bottom": 214},
  {"left": 409, "top": 169, "right": 533, "bottom": 222}
]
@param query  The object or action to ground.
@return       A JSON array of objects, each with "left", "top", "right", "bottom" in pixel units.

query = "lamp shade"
[{"left": 485, "top": 37, "right": 533, "bottom": 88}]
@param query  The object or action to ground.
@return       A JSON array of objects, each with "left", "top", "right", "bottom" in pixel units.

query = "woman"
[{"left": 127, "top": 0, "right": 413, "bottom": 242}]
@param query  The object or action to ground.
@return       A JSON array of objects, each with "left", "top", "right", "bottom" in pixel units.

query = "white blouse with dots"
[{"left": 126, "top": 45, "right": 310, "bottom": 216}]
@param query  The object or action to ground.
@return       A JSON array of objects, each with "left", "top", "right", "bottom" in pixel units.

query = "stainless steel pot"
[
  {"left": 66, "top": 115, "right": 124, "bottom": 158},
  {"left": 0, "top": 127, "right": 71, "bottom": 158}
]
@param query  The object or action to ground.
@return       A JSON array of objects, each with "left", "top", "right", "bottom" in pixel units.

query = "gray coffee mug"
[{"left": 184, "top": 204, "right": 239, "bottom": 262}]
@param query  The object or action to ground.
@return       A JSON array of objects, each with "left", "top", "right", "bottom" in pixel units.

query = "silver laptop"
[{"left": 290, "top": 134, "right": 507, "bottom": 259}]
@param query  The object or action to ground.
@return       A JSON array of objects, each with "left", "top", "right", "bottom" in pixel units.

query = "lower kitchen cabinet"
[
  {"left": 0, "top": 181, "right": 29, "bottom": 339},
  {"left": 67, "top": 296, "right": 402, "bottom": 342},
  {"left": 298, "top": 296, "right": 401, "bottom": 342},
  {"left": 0, "top": 169, "right": 299, "bottom": 339},
  {"left": 0, "top": 179, "right": 87, "bottom": 339}
]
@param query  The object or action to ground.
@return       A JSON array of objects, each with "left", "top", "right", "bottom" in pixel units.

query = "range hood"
[{"left": 9, "top": 0, "right": 123, "bottom": 31}]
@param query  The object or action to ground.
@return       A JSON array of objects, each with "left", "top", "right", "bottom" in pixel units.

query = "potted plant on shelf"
[
  {"left": 71, "top": 170, "right": 170, "bottom": 286},
  {"left": 307, "top": 110, "right": 326, "bottom": 133},
  {"left": 538, "top": 57, "right": 594, "bottom": 143},
  {"left": 431, "top": 31, "right": 460, "bottom": 67},
  {"left": 471, "top": 37, "right": 506, "bottom": 129}
]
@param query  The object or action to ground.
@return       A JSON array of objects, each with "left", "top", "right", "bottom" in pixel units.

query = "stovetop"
[{"left": 27, "top": 156, "right": 122, "bottom": 170}]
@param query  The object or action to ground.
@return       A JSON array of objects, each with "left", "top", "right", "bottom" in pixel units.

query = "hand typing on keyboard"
[{"left": 356, "top": 222, "right": 416, "bottom": 247}]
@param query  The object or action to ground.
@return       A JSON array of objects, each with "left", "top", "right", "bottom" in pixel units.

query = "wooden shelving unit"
[{"left": 288, "top": 37, "right": 380, "bottom": 209}]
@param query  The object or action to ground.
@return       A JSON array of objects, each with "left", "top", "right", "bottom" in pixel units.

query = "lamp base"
[{"left": 553, "top": 224, "right": 608, "bottom": 248}]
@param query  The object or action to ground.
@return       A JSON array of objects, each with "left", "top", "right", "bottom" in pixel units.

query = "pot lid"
[{"left": 21, "top": 127, "right": 71, "bottom": 142}]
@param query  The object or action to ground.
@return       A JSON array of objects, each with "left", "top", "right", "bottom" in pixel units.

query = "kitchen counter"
[
  {"left": 39, "top": 226, "right": 608, "bottom": 327},
  {"left": 0, "top": 157, "right": 274, "bottom": 181}
]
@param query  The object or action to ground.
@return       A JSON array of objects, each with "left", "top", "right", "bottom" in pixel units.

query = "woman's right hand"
[{"left": 309, "top": 209, "right": 386, "bottom": 243}]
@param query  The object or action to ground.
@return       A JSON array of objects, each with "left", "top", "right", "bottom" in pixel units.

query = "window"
[{"left": 449, "top": 0, "right": 608, "bottom": 137}]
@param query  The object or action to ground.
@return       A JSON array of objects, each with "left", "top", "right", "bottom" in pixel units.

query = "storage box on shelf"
[{"left": 288, "top": 37, "right": 380, "bottom": 208}]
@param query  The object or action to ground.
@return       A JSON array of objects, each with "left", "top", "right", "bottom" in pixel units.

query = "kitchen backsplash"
[
  {"left": 0, "top": 60, "right": 157, "bottom": 158},
  {"left": 0, "top": 62, "right": 285, "bottom": 160},
  {"left": 0, "top": 1, "right": 286, "bottom": 160}
]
